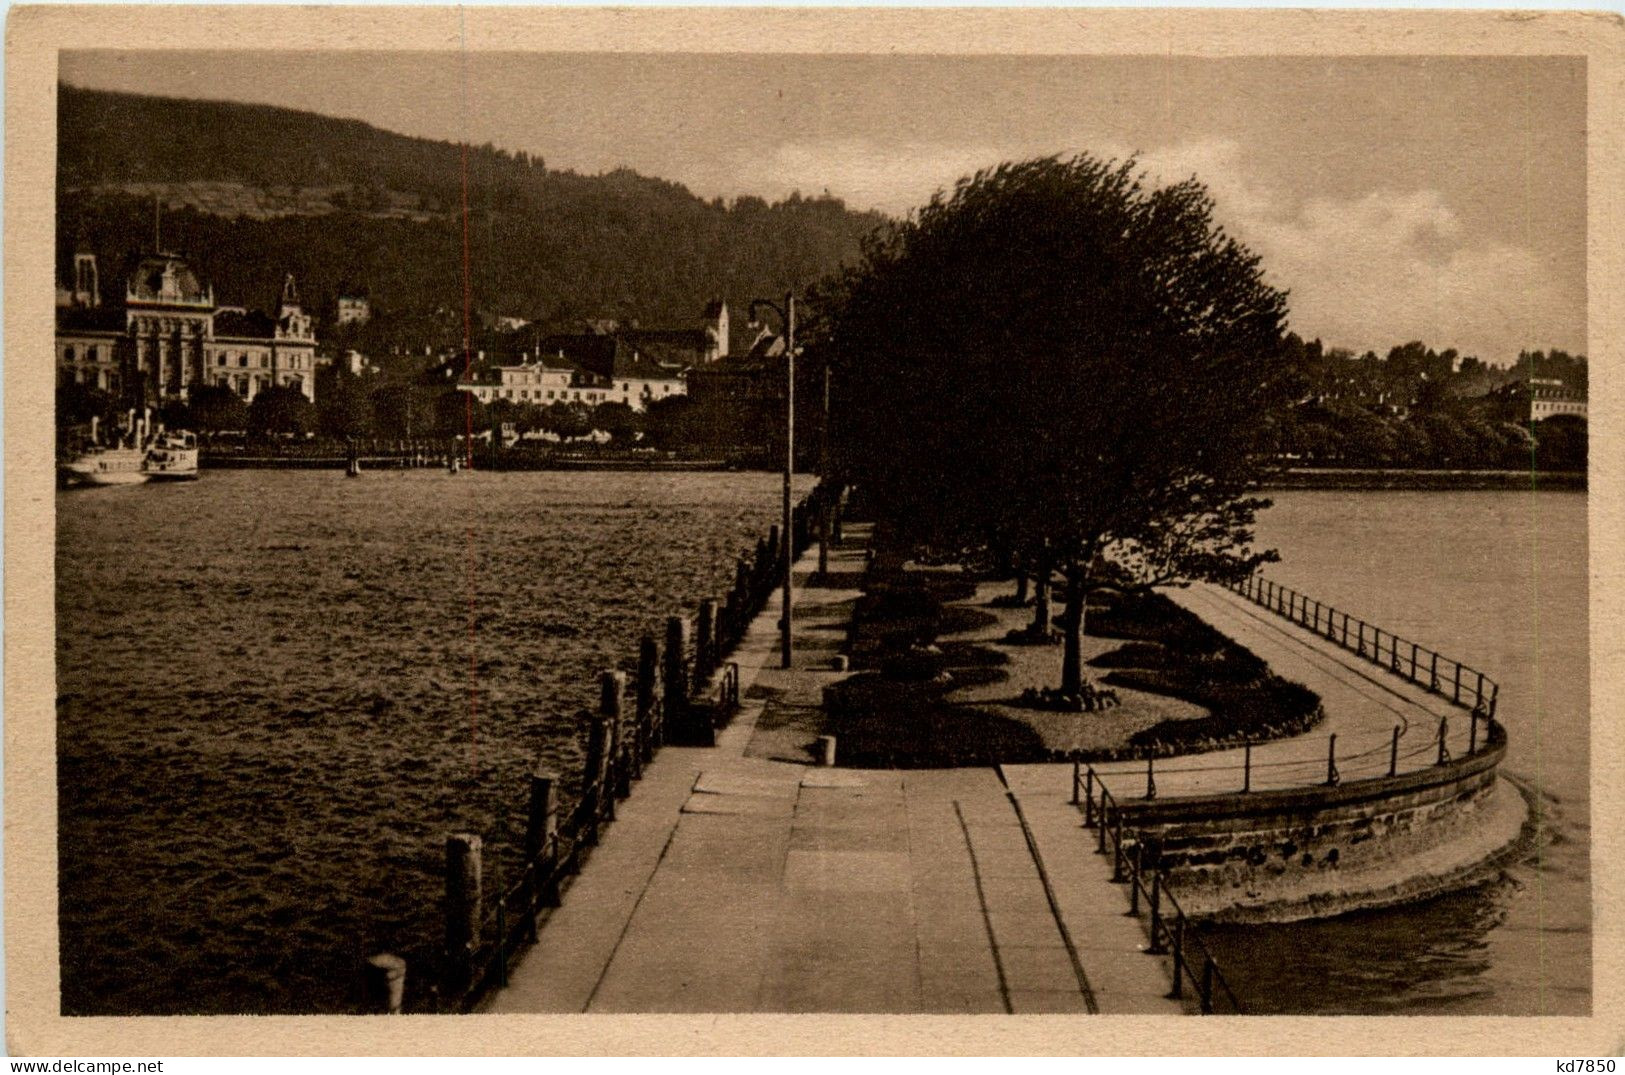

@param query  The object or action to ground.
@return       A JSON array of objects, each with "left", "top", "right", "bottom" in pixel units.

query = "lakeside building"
[
  {"left": 458, "top": 302, "right": 717, "bottom": 412},
  {"left": 685, "top": 327, "right": 787, "bottom": 407},
  {"left": 335, "top": 291, "right": 371, "bottom": 326},
  {"left": 458, "top": 342, "right": 687, "bottom": 412},
  {"left": 56, "top": 247, "right": 318, "bottom": 404},
  {"left": 458, "top": 353, "right": 593, "bottom": 406}
]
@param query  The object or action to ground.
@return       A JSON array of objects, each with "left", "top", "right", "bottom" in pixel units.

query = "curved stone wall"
[{"left": 1111, "top": 723, "right": 1530, "bottom": 923}]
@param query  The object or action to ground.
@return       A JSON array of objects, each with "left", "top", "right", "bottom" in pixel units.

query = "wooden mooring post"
[
  {"left": 444, "top": 833, "right": 483, "bottom": 990},
  {"left": 663, "top": 616, "right": 690, "bottom": 740},
  {"left": 636, "top": 634, "right": 658, "bottom": 762},
  {"left": 365, "top": 953, "right": 406, "bottom": 1014},
  {"left": 526, "top": 769, "right": 560, "bottom": 910},
  {"left": 696, "top": 598, "right": 719, "bottom": 685},
  {"left": 581, "top": 706, "right": 611, "bottom": 844},
  {"left": 599, "top": 670, "right": 627, "bottom": 810}
]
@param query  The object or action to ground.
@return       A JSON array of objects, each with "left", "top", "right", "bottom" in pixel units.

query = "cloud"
[
  {"left": 725, "top": 137, "right": 1016, "bottom": 217},
  {"left": 1133, "top": 140, "right": 1580, "bottom": 364},
  {"left": 731, "top": 134, "right": 1579, "bottom": 363}
]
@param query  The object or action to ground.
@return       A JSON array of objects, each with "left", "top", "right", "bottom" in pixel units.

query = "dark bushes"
[{"left": 1085, "top": 590, "right": 1324, "bottom": 755}]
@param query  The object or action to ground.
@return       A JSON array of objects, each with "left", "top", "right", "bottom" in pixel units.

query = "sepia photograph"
[{"left": 6, "top": 5, "right": 1622, "bottom": 1057}]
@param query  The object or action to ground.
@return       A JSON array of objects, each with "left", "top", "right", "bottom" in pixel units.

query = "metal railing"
[
  {"left": 1072, "top": 766, "right": 1243, "bottom": 1015},
  {"left": 1230, "top": 575, "right": 1498, "bottom": 720}
]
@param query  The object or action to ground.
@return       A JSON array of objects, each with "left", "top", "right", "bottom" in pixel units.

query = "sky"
[{"left": 60, "top": 51, "right": 1587, "bottom": 366}]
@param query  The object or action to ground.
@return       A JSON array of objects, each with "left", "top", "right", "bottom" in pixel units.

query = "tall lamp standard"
[
  {"left": 818, "top": 361, "right": 832, "bottom": 579},
  {"left": 749, "top": 293, "right": 796, "bottom": 669}
]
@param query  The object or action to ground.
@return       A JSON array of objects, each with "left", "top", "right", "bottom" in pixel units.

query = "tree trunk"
[
  {"left": 1013, "top": 559, "right": 1030, "bottom": 604},
  {"left": 1029, "top": 548, "right": 1052, "bottom": 634},
  {"left": 1061, "top": 569, "right": 1086, "bottom": 696}
]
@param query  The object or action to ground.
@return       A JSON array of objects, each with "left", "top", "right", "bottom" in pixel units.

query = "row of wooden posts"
[{"left": 362, "top": 489, "right": 825, "bottom": 1014}]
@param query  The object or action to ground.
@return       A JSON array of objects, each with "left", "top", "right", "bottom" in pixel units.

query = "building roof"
[
  {"left": 125, "top": 253, "right": 211, "bottom": 306},
  {"left": 611, "top": 349, "right": 686, "bottom": 382},
  {"left": 745, "top": 330, "right": 786, "bottom": 361},
  {"left": 213, "top": 308, "right": 278, "bottom": 340},
  {"left": 537, "top": 333, "right": 619, "bottom": 378},
  {"left": 621, "top": 327, "right": 710, "bottom": 352}
]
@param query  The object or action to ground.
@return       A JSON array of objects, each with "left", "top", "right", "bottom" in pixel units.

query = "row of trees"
[{"left": 1270, "top": 400, "right": 1585, "bottom": 470}]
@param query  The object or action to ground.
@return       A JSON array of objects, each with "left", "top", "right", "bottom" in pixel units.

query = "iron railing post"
[
  {"left": 495, "top": 897, "right": 509, "bottom": 988},
  {"left": 1390, "top": 725, "right": 1400, "bottom": 777},
  {"left": 1169, "top": 917, "right": 1185, "bottom": 1000},
  {"left": 1128, "top": 843, "right": 1142, "bottom": 915},
  {"left": 1148, "top": 870, "right": 1166, "bottom": 953}
]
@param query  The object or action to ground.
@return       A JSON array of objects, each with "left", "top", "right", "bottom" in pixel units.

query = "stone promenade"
[{"left": 488, "top": 531, "right": 1185, "bottom": 1015}]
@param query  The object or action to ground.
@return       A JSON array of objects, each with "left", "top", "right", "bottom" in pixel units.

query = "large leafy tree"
[
  {"left": 247, "top": 384, "right": 317, "bottom": 438},
  {"left": 187, "top": 383, "right": 249, "bottom": 433},
  {"left": 825, "top": 154, "right": 1294, "bottom": 695},
  {"left": 317, "top": 368, "right": 376, "bottom": 440}
]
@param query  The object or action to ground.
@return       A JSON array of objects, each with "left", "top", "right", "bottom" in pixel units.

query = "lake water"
[
  {"left": 55, "top": 477, "right": 1589, "bottom": 1015},
  {"left": 1203, "top": 489, "right": 1590, "bottom": 1015},
  {"left": 55, "top": 468, "right": 799, "bottom": 1014}
]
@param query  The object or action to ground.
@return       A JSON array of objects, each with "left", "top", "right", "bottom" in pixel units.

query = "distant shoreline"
[
  {"left": 1262, "top": 467, "right": 1586, "bottom": 491},
  {"left": 198, "top": 454, "right": 1587, "bottom": 489}
]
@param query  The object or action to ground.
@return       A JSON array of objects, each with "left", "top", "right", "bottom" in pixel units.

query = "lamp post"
[
  {"left": 818, "top": 363, "right": 831, "bottom": 578},
  {"left": 749, "top": 293, "right": 796, "bottom": 669}
]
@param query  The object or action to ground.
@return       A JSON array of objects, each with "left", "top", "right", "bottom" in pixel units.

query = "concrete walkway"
[
  {"left": 1003, "top": 581, "right": 1488, "bottom": 806},
  {"left": 488, "top": 532, "right": 1185, "bottom": 1015}
]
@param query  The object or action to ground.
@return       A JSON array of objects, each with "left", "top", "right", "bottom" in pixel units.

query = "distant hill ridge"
[{"left": 56, "top": 83, "right": 886, "bottom": 350}]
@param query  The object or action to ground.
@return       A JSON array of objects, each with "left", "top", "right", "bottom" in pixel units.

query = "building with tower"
[{"left": 56, "top": 247, "right": 318, "bottom": 406}]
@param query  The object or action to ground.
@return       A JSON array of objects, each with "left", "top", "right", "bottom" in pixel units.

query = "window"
[
  {"left": 64, "top": 346, "right": 76, "bottom": 363},
  {"left": 218, "top": 354, "right": 227, "bottom": 367},
  {"left": 88, "top": 346, "right": 99, "bottom": 362},
  {"left": 239, "top": 354, "right": 249, "bottom": 367}
]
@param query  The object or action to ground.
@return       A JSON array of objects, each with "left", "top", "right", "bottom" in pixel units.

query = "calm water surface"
[
  {"left": 57, "top": 468, "right": 800, "bottom": 1014},
  {"left": 1203, "top": 489, "right": 1590, "bottom": 1015},
  {"left": 57, "top": 478, "right": 1589, "bottom": 1015}
]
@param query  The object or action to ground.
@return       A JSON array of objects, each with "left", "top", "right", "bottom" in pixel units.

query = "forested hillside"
[{"left": 56, "top": 84, "right": 887, "bottom": 349}]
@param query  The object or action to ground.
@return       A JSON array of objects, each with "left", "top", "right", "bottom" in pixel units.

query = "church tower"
[
  {"left": 276, "top": 274, "right": 312, "bottom": 340},
  {"left": 703, "top": 299, "right": 730, "bottom": 362},
  {"left": 72, "top": 249, "right": 100, "bottom": 308}
]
